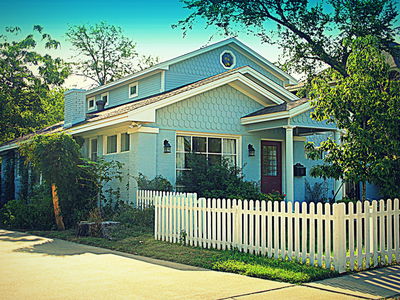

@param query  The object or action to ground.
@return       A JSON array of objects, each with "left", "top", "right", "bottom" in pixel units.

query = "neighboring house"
[{"left": 0, "top": 38, "right": 381, "bottom": 205}]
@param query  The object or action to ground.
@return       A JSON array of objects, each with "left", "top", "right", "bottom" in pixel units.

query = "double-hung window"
[
  {"left": 89, "top": 138, "right": 98, "bottom": 161},
  {"left": 106, "top": 135, "right": 117, "bottom": 154},
  {"left": 101, "top": 92, "right": 109, "bottom": 106}
]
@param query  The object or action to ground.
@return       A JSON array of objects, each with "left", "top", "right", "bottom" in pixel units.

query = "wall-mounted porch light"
[
  {"left": 248, "top": 144, "right": 255, "bottom": 157},
  {"left": 163, "top": 140, "right": 171, "bottom": 153}
]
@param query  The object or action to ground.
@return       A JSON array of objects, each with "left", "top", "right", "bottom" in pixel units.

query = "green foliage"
[
  {"left": 110, "top": 203, "right": 155, "bottom": 228},
  {"left": 135, "top": 173, "right": 173, "bottom": 191},
  {"left": 305, "top": 179, "right": 329, "bottom": 203},
  {"left": 19, "top": 133, "right": 124, "bottom": 227},
  {"left": 307, "top": 36, "right": 400, "bottom": 199},
  {"left": 0, "top": 184, "right": 54, "bottom": 230},
  {"left": 177, "top": 0, "right": 398, "bottom": 78},
  {"left": 0, "top": 26, "right": 69, "bottom": 144},
  {"left": 66, "top": 22, "right": 159, "bottom": 86},
  {"left": 178, "top": 154, "right": 282, "bottom": 201}
]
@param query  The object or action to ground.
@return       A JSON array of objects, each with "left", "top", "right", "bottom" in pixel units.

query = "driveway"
[{"left": 0, "top": 230, "right": 398, "bottom": 299}]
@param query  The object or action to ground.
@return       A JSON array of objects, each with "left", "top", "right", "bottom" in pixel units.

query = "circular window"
[{"left": 220, "top": 51, "right": 236, "bottom": 69}]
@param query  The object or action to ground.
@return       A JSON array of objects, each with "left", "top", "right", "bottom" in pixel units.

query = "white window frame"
[
  {"left": 104, "top": 134, "right": 118, "bottom": 155},
  {"left": 120, "top": 132, "right": 130, "bottom": 152},
  {"left": 88, "top": 137, "right": 98, "bottom": 161},
  {"left": 175, "top": 132, "right": 241, "bottom": 184},
  {"left": 101, "top": 92, "right": 109, "bottom": 106},
  {"left": 103, "top": 132, "right": 131, "bottom": 155},
  {"left": 220, "top": 50, "right": 236, "bottom": 70},
  {"left": 87, "top": 97, "right": 96, "bottom": 110},
  {"left": 128, "top": 82, "right": 139, "bottom": 98}
]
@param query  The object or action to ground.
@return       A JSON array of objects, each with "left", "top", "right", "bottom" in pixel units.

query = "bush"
[
  {"left": 177, "top": 154, "right": 284, "bottom": 201},
  {"left": 0, "top": 184, "right": 54, "bottom": 230},
  {"left": 111, "top": 203, "right": 155, "bottom": 228},
  {"left": 136, "top": 173, "right": 173, "bottom": 191}
]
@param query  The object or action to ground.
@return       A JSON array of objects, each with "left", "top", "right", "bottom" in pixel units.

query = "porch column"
[
  {"left": 334, "top": 130, "right": 343, "bottom": 201},
  {"left": 284, "top": 126, "right": 294, "bottom": 202}
]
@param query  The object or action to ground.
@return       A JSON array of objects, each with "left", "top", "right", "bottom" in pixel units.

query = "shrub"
[
  {"left": 305, "top": 179, "right": 329, "bottom": 203},
  {"left": 0, "top": 184, "right": 54, "bottom": 230},
  {"left": 111, "top": 203, "right": 155, "bottom": 228},
  {"left": 177, "top": 154, "right": 284, "bottom": 201},
  {"left": 136, "top": 173, "right": 173, "bottom": 191}
]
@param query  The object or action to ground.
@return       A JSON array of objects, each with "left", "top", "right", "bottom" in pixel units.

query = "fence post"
[
  {"left": 333, "top": 203, "right": 346, "bottom": 273},
  {"left": 232, "top": 203, "right": 240, "bottom": 249}
]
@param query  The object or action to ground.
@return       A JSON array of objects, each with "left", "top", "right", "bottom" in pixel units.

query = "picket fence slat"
[{"left": 145, "top": 190, "right": 400, "bottom": 273}]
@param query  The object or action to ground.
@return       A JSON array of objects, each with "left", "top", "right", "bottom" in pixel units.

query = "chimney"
[{"left": 64, "top": 89, "right": 87, "bottom": 128}]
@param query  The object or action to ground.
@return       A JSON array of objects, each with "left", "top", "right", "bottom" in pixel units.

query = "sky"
[
  {"left": 1, "top": 0, "right": 399, "bottom": 88},
  {"left": 0, "top": 0, "right": 284, "bottom": 88}
]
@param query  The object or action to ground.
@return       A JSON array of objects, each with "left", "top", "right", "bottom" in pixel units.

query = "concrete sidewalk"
[{"left": 0, "top": 230, "right": 398, "bottom": 299}]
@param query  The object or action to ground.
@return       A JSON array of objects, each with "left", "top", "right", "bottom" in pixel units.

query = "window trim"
[
  {"left": 120, "top": 132, "right": 130, "bottom": 153},
  {"left": 220, "top": 50, "right": 236, "bottom": 70},
  {"left": 103, "top": 132, "right": 131, "bottom": 155},
  {"left": 87, "top": 97, "right": 96, "bottom": 110},
  {"left": 101, "top": 92, "right": 109, "bottom": 107},
  {"left": 128, "top": 82, "right": 139, "bottom": 98},
  {"left": 104, "top": 134, "right": 118, "bottom": 155},
  {"left": 88, "top": 137, "right": 98, "bottom": 161}
]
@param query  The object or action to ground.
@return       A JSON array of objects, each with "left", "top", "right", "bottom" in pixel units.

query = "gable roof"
[
  {"left": 86, "top": 38, "right": 298, "bottom": 96},
  {"left": 244, "top": 98, "right": 308, "bottom": 118}
]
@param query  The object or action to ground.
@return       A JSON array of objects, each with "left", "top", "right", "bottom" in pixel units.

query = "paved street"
[{"left": 0, "top": 230, "right": 399, "bottom": 299}]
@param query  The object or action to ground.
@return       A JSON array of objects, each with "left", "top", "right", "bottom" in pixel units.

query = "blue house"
[{"left": 0, "top": 38, "right": 381, "bottom": 204}]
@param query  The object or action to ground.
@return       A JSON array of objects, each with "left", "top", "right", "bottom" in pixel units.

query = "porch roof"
[{"left": 241, "top": 98, "right": 337, "bottom": 134}]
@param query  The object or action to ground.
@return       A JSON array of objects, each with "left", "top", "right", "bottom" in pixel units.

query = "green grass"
[{"left": 28, "top": 225, "right": 337, "bottom": 284}]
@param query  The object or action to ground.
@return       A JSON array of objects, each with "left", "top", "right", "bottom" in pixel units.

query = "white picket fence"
[
  {"left": 135, "top": 190, "right": 197, "bottom": 209},
  {"left": 153, "top": 194, "right": 400, "bottom": 273}
]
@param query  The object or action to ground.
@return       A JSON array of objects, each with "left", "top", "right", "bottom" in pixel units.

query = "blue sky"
[
  {"left": 1, "top": 0, "right": 399, "bottom": 88},
  {"left": 0, "top": 0, "right": 279, "bottom": 61}
]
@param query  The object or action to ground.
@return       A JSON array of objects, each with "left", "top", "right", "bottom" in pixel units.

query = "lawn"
[{"left": 29, "top": 224, "right": 337, "bottom": 284}]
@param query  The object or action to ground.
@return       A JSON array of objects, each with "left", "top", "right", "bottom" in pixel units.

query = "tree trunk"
[
  {"left": 51, "top": 184, "right": 65, "bottom": 230},
  {"left": 361, "top": 181, "right": 367, "bottom": 202}
]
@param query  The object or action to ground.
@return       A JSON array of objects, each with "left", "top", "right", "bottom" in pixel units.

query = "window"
[
  {"left": 176, "top": 134, "right": 238, "bottom": 181},
  {"left": 220, "top": 50, "right": 236, "bottom": 69},
  {"left": 89, "top": 138, "right": 98, "bottom": 161},
  {"left": 129, "top": 82, "right": 138, "bottom": 98},
  {"left": 121, "top": 133, "right": 130, "bottom": 152},
  {"left": 87, "top": 97, "right": 95, "bottom": 110},
  {"left": 106, "top": 135, "right": 117, "bottom": 154},
  {"left": 262, "top": 145, "right": 277, "bottom": 176},
  {"left": 101, "top": 92, "right": 109, "bottom": 106}
]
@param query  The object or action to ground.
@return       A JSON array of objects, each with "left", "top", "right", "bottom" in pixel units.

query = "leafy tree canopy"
[
  {"left": 0, "top": 26, "right": 70, "bottom": 144},
  {"left": 176, "top": 0, "right": 399, "bottom": 77},
  {"left": 306, "top": 36, "right": 400, "bottom": 199},
  {"left": 66, "top": 22, "right": 159, "bottom": 86}
]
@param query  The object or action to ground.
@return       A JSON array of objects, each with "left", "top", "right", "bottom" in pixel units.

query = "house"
[{"left": 0, "top": 38, "right": 381, "bottom": 205}]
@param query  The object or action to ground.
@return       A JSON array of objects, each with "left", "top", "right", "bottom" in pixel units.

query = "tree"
[
  {"left": 305, "top": 36, "right": 400, "bottom": 200},
  {"left": 66, "top": 22, "right": 159, "bottom": 86},
  {"left": 176, "top": 0, "right": 399, "bottom": 77},
  {"left": 19, "top": 133, "right": 124, "bottom": 229},
  {"left": 0, "top": 26, "right": 70, "bottom": 144}
]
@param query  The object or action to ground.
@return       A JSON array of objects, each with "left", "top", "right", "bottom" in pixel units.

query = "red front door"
[{"left": 261, "top": 141, "right": 282, "bottom": 194}]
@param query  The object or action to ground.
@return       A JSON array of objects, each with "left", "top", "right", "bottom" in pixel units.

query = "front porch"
[{"left": 241, "top": 100, "right": 343, "bottom": 202}]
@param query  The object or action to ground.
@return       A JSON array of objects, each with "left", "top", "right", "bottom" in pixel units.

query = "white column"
[
  {"left": 334, "top": 130, "right": 343, "bottom": 201},
  {"left": 284, "top": 126, "right": 294, "bottom": 202}
]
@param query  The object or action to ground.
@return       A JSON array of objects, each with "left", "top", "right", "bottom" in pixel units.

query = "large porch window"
[{"left": 176, "top": 134, "right": 238, "bottom": 182}]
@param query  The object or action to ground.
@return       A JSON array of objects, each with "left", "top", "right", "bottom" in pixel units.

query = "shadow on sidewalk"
[
  {"left": 0, "top": 229, "right": 207, "bottom": 272},
  {"left": 307, "top": 265, "right": 400, "bottom": 298}
]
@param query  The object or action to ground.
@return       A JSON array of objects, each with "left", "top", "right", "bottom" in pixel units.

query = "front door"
[{"left": 261, "top": 141, "right": 282, "bottom": 194}]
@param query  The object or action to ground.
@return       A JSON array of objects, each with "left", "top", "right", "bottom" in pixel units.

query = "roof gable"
[{"left": 86, "top": 38, "right": 298, "bottom": 96}]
